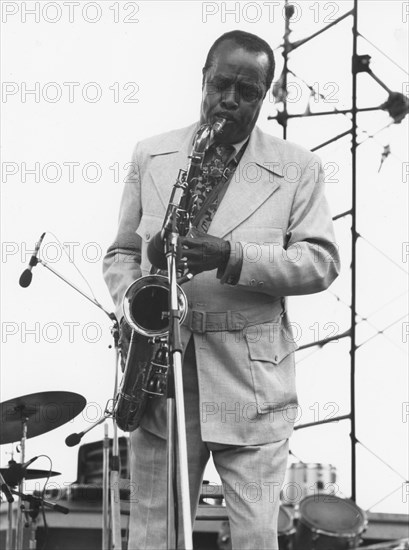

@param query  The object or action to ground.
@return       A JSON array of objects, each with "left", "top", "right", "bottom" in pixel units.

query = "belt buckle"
[{"left": 191, "top": 310, "right": 207, "bottom": 334}]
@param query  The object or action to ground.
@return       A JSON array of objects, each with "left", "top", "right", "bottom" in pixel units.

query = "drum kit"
[
  {"left": 0, "top": 390, "right": 86, "bottom": 550},
  {"left": 281, "top": 462, "right": 368, "bottom": 550},
  {"left": 216, "top": 462, "right": 369, "bottom": 550}
]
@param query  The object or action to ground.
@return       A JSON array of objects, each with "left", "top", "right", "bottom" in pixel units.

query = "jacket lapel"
[
  {"left": 209, "top": 127, "right": 284, "bottom": 238},
  {"left": 147, "top": 123, "right": 286, "bottom": 238},
  {"left": 149, "top": 123, "right": 199, "bottom": 210}
]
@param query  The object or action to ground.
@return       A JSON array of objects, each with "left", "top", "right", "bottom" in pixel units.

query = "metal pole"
[
  {"left": 350, "top": 0, "right": 359, "bottom": 502},
  {"left": 281, "top": 0, "right": 291, "bottom": 140},
  {"left": 102, "top": 423, "right": 110, "bottom": 550},
  {"left": 110, "top": 411, "right": 122, "bottom": 548},
  {"left": 166, "top": 231, "right": 193, "bottom": 550},
  {"left": 15, "top": 420, "right": 27, "bottom": 550}
]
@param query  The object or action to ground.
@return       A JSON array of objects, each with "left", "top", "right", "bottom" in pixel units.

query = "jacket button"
[
  {"left": 274, "top": 355, "right": 278, "bottom": 362},
  {"left": 250, "top": 279, "right": 256, "bottom": 286},
  {"left": 145, "top": 232, "right": 151, "bottom": 240},
  {"left": 257, "top": 281, "right": 264, "bottom": 288}
]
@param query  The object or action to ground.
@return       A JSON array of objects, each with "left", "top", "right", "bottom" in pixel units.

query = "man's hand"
[{"left": 179, "top": 227, "right": 230, "bottom": 275}]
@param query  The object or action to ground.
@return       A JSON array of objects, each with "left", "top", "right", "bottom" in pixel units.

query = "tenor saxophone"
[{"left": 114, "top": 118, "right": 226, "bottom": 432}]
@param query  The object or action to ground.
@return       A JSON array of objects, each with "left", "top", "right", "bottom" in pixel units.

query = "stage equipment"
[
  {"left": 269, "top": 0, "right": 409, "bottom": 509},
  {"left": 19, "top": 234, "right": 123, "bottom": 550},
  {"left": 0, "top": 463, "right": 60, "bottom": 486},
  {"left": 294, "top": 494, "right": 367, "bottom": 550},
  {"left": 18, "top": 232, "right": 46, "bottom": 288},
  {"left": 0, "top": 391, "right": 86, "bottom": 445},
  {"left": 0, "top": 391, "right": 85, "bottom": 550},
  {"left": 281, "top": 462, "right": 337, "bottom": 505}
]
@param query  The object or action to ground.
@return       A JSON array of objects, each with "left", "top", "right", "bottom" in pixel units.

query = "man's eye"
[
  {"left": 240, "top": 84, "right": 261, "bottom": 102},
  {"left": 208, "top": 80, "right": 229, "bottom": 92}
]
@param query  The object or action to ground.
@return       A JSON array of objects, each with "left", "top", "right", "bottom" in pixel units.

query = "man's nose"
[{"left": 220, "top": 88, "right": 239, "bottom": 109}]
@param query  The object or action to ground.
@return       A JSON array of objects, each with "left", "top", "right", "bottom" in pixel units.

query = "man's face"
[{"left": 200, "top": 41, "right": 269, "bottom": 144}]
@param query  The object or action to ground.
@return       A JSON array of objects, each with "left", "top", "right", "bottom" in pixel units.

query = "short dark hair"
[{"left": 202, "top": 30, "right": 275, "bottom": 91}]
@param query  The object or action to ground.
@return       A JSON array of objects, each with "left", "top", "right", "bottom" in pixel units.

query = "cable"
[
  {"left": 288, "top": 449, "right": 306, "bottom": 463},
  {"left": 294, "top": 346, "right": 322, "bottom": 364},
  {"left": 44, "top": 230, "right": 105, "bottom": 308},
  {"left": 356, "top": 313, "right": 408, "bottom": 350},
  {"left": 359, "top": 234, "right": 409, "bottom": 275},
  {"left": 357, "top": 32, "right": 409, "bottom": 76},
  {"left": 364, "top": 290, "right": 408, "bottom": 319},
  {"left": 365, "top": 483, "right": 407, "bottom": 512},
  {"left": 327, "top": 288, "right": 408, "bottom": 354},
  {"left": 355, "top": 316, "right": 406, "bottom": 355},
  {"left": 293, "top": 285, "right": 406, "bottom": 356},
  {"left": 356, "top": 439, "right": 408, "bottom": 482}
]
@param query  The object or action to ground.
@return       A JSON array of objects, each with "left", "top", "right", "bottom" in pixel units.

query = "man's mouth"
[{"left": 215, "top": 114, "right": 235, "bottom": 123}]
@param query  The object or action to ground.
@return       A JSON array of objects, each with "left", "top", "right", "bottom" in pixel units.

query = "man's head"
[{"left": 200, "top": 30, "right": 275, "bottom": 144}]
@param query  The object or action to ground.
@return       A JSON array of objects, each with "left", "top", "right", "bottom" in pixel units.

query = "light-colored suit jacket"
[{"left": 103, "top": 122, "right": 340, "bottom": 445}]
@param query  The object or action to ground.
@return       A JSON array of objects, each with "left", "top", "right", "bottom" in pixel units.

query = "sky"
[{"left": 1, "top": 0, "right": 408, "bottom": 518}]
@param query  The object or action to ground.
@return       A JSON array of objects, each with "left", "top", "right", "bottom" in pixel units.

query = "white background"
[{"left": 1, "top": 0, "right": 408, "bottom": 516}]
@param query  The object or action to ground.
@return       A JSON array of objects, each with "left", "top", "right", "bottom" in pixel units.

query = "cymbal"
[
  {"left": 0, "top": 466, "right": 61, "bottom": 486},
  {"left": 0, "top": 391, "right": 86, "bottom": 444}
]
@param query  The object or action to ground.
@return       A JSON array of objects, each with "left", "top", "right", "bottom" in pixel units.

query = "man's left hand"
[{"left": 179, "top": 227, "right": 230, "bottom": 275}]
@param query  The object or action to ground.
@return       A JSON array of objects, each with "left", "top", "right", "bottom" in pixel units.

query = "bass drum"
[{"left": 294, "top": 494, "right": 367, "bottom": 550}]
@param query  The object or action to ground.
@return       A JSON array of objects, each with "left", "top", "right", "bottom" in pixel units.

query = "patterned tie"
[{"left": 192, "top": 143, "right": 235, "bottom": 232}]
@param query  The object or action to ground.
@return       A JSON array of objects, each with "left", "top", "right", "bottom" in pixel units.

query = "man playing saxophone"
[{"left": 103, "top": 30, "right": 339, "bottom": 550}]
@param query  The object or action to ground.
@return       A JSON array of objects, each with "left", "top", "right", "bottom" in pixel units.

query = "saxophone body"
[{"left": 114, "top": 119, "right": 226, "bottom": 432}]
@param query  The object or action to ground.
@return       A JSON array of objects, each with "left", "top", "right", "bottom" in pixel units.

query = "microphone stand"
[
  {"left": 164, "top": 220, "right": 193, "bottom": 550},
  {"left": 26, "top": 257, "right": 122, "bottom": 550}
]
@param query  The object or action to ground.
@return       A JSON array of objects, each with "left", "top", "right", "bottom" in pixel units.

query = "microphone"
[
  {"left": 48, "top": 501, "right": 69, "bottom": 514},
  {"left": 0, "top": 472, "right": 14, "bottom": 503},
  {"left": 147, "top": 231, "right": 181, "bottom": 270},
  {"left": 19, "top": 232, "right": 46, "bottom": 288},
  {"left": 65, "top": 432, "right": 83, "bottom": 447}
]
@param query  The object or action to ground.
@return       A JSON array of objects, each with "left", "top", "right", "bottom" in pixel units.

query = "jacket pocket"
[{"left": 244, "top": 324, "right": 297, "bottom": 412}]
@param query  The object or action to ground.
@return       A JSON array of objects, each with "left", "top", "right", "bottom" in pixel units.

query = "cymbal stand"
[
  {"left": 32, "top": 258, "right": 122, "bottom": 550},
  {"left": 165, "top": 226, "right": 193, "bottom": 550},
  {"left": 0, "top": 471, "right": 14, "bottom": 550},
  {"left": 11, "top": 487, "right": 69, "bottom": 549},
  {"left": 15, "top": 417, "right": 28, "bottom": 550},
  {"left": 102, "top": 423, "right": 109, "bottom": 550},
  {"left": 21, "top": 493, "right": 40, "bottom": 550}
]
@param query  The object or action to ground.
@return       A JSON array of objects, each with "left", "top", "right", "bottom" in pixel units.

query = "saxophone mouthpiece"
[{"left": 212, "top": 118, "right": 227, "bottom": 136}]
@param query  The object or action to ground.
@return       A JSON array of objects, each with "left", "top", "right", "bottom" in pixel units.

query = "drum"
[
  {"left": 281, "top": 463, "right": 337, "bottom": 505},
  {"left": 278, "top": 505, "right": 296, "bottom": 549},
  {"left": 294, "top": 494, "right": 367, "bottom": 550}
]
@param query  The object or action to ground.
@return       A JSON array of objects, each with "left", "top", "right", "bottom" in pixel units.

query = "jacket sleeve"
[
  {"left": 236, "top": 154, "right": 340, "bottom": 296},
  {"left": 102, "top": 144, "right": 143, "bottom": 320}
]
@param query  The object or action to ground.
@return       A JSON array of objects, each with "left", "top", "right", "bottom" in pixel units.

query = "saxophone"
[{"left": 114, "top": 119, "right": 226, "bottom": 432}]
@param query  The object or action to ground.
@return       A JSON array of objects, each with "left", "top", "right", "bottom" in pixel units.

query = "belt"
[{"left": 184, "top": 302, "right": 285, "bottom": 334}]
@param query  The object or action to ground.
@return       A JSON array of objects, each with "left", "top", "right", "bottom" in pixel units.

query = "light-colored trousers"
[{"left": 127, "top": 338, "right": 289, "bottom": 550}]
